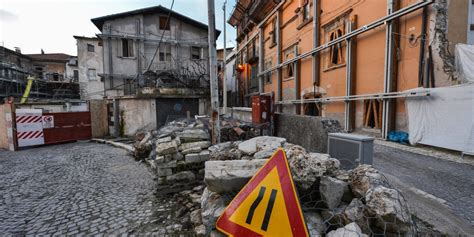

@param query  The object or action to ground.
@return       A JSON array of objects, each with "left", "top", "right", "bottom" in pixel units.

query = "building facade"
[
  {"left": 91, "top": 5, "right": 219, "bottom": 98},
  {"left": 74, "top": 36, "right": 105, "bottom": 100},
  {"left": 228, "top": 0, "right": 473, "bottom": 137}
]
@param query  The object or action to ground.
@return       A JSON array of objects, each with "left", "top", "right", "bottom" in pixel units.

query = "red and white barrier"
[{"left": 16, "top": 109, "right": 44, "bottom": 147}]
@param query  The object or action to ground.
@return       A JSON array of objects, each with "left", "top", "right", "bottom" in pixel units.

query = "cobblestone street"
[{"left": 0, "top": 142, "right": 159, "bottom": 235}]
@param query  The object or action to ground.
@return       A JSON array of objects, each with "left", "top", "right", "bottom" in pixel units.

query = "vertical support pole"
[
  {"left": 207, "top": 0, "right": 221, "bottom": 144},
  {"left": 345, "top": 18, "right": 355, "bottom": 132},
  {"left": 258, "top": 27, "right": 264, "bottom": 93},
  {"left": 382, "top": 0, "right": 395, "bottom": 139},
  {"left": 108, "top": 37, "right": 114, "bottom": 90},
  {"left": 312, "top": 0, "right": 320, "bottom": 87},
  {"left": 294, "top": 45, "right": 300, "bottom": 115},
  {"left": 113, "top": 99, "right": 119, "bottom": 137},
  {"left": 276, "top": 10, "right": 282, "bottom": 112},
  {"left": 136, "top": 19, "right": 141, "bottom": 78},
  {"left": 223, "top": 1, "right": 228, "bottom": 114}
]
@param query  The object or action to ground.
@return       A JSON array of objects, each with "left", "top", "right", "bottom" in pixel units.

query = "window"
[
  {"left": 283, "top": 47, "right": 295, "bottom": 79},
  {"left": 159, "top": 16, "right": 170, "bottom": 30},
  {"left": 264, "top": 60, "right": 272, "bottom": 84},
  {"left": 88, "top": 68, "right": 97, "bottom": 81},
  {"left": 159, "top": 44, "right": 172, "bottom": 62},
  {"left": 302, "top": 3, "right": 310, "bottom": 21},
  {"left": 324, "top": 19, "right": 346, "bottom": 69},
  {"left": 121, "top": 39, "right": 134, "bottom": 57},
  {"left": 87, "top": 44, "right": 95, "bottom": 52},
  {"left": 73, "top": 70, "right": 79, "bottom": 81},
  {"left": 191, "top": 46, "right": 201, "bottom": 60},
  {"left": 271, "top": 19, "right": 277, "bottom": 45}
]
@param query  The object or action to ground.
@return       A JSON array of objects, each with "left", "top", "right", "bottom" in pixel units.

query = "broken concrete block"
[
  {"left": 304, "top": 211, "right": 325, "bottom": 237},
  {"left": 190, "top": 209, "right": 202, "bottom": 225},
  {"left": 253, "top": 149, "right": 275, "bottom": 159},
  {"left": 201, "top": 188, "right": 231, "bottom": 234},
  {"left": 157, "top": 167, "right": 172, "bottom": 177},
  {"left": 194, "top": 225, "right": 206, "bottom": 237},
  {"left": 155, "top": 156, "right": 165, "bottom": 164},
  {"left": 185, "top": 153, "right": 201, "bottom": 163},
  {"left": 343, "top": 198, "right": 370, "bottom": 234},
  {"left": 327, "top": 222, "right": 368, "bottom": 237},
  {"left": 204, "top": 160, "right": 266, "bottom": 194},
  {"left": 238, "top": 136, "right": 286, "bottom": 155},
  {"left": 155, "top": 140, "right": 178, "bottom": 155},
  {"left": 320, "top": 176, "right": 348, "bottom": 209},
  {"left": 177, "top": 129, "right": 210, "bottom": 142},
  {"left": 288, "top": 152, "right": 340, "bottom": 191},
  {"left": 349, "top": 164, "right": 389, "bottom": 197},
  {"left": 182, "top": 146, "right": 202, "bottom": 155},
  {"left": 199, "top": 150, "right": 210, "bottom": 162},
  {"left": 179, "top": 141, "right": 211, "bottom": 151},
  {"left": 365, "top": 186, "right": 411, "bottom": 233},
  {"left": 156, "top": 136, "right": 172, "bottom": 144},
  {"left": 167, "top": 171, "right": 196, "bottom": 182}
]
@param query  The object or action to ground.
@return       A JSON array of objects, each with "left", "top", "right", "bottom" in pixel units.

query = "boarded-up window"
[
  {"left": 363, "top": 99, "right": 382, "bottom": 129},
  {"left": 159, "top": 16, "right": 170, "bottom": 30},
  {"left": 324, "top": 17, "right": 346, "bottom": 69},
  {"left": 283, "top": 47, "right": 296, "bottom": 80},
  {"left": 88, "top": 68, "right": 97, "bottom": 81}
]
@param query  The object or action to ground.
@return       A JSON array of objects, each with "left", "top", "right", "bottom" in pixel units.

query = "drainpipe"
[
  {"left": 258, "top": 27, "right": 264, "bottom": 94},
  {"left": 276, "top": 10, "right": 282, "bottom": 112}
]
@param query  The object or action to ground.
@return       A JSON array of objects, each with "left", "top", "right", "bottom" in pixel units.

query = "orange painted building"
[{"left": 228, "top": 0, "right": 471, "bottom": 136}]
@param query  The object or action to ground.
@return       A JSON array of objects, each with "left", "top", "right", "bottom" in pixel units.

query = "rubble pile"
[
  {"left": 199, "top": 136, "right": 414, "bottom": 236},
  {"left": 133, "top": 119, "right": 211, "bottom": 186}
]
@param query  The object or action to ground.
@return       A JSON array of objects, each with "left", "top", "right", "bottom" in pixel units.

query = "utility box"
[
  {"left": 251, "top": 95, "right": 272, "bottom": 124},
  {"left": 328, "top": 133, "right": 374, "bottom": 170}
]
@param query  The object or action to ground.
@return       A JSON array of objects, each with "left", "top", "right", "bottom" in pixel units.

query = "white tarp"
[
  {"left": 455, "top": 44, "right": 474, "bottom": 83},
  {"left": 406, "top": 83, "right": 474, "bottom": 154}
]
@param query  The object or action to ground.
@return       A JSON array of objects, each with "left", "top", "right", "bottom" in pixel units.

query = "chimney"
[{"left": 14, "top": 47, "right": 21, "bottom": 53}]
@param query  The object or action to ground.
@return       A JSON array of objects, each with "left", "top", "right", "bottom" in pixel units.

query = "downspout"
[
  {"left": 258, "top": 27, "right": 264, "bottom": 94},
  {"left": 294, "top": 45, "right": 300, "bottom": 114}
]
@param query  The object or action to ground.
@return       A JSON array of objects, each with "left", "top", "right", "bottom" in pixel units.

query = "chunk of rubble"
[
  {"left": 365, "top": 186, "right": 412, "bottom": 233},
  {"left": 204, "top": 159, "right": 266, "bottom": 194},
  {"left": 327, "top": 222, "right": 368, "bottom": 237},
  {"left": 167, "top": 171, "right": 196, "bottom": 182},
  {"left": 179, "top": 141, "right": 211, "bottom": 151},
  {"left": 304, "top": 211, "right": 326, "bottom": 237},
  {"left": 238, "top": 136, "right": 286, "bottom": 155},
  {"left": 177, "top": 129, "right": 210, "bottom": 143},
  {"left": 200, "top": 188, "right": 231, "bottom": 234},
  {"left": 156, "top": 140, "right": 178, "bottom": 155},
  {"left": 349, "top": 165, "right": 389, "bottom": 197},
  {"left": 288, "top": 152, "right": 340, "bottom": 191},
  {"left": 320, "top": 176, "right": 348, "bottom": 209}
]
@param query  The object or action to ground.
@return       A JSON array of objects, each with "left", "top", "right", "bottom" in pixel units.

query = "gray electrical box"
[{"left": 328, "top": 133, "right": 374, "bottom": 170}]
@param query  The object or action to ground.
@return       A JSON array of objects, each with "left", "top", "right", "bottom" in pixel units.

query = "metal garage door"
[{"left": 156, "top": 98, "right": 199, "bottom": 127}]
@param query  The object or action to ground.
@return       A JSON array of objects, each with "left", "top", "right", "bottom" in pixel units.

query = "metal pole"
[
  {"left": 345, "top": 19, "right": 354, "bottom": 132},
  {"left": 208, "top": 0, "right": 220, "bottom": 144},
  {"left": 258, "top": 27, "right": 264, "bottom": 93},
  {"left": 382, "top": 0, "right": 395, "bottom": 139},
  {"left": 312, "top": 0, "right": 320, "bottom": 86},
  {"left": 276, "top": 10, "right": 282, "bottom": 112},
  {"left": 223, "top": 1, "right": 227, "bottom": 114}
]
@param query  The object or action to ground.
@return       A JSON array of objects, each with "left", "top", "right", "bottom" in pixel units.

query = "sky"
[{"left": 0, "top": 0, "right": 237, "bottom": 56}]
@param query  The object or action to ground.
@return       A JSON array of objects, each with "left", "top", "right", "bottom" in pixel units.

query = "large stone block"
[
  {"left": 185, "top": 153, "right": 201, "bottom": 163},
  {"left": 238, "top": 136, "right": 286, "bottom": 155},
  {"left": 177, "top": 129, "right": 210, "bottom": 142},
  {"left": 179, "top": 141, "right": 211, "bottom": 151},
  {"left": 155, "top": 140, "right": 178, "bottom": 155},
  {"left": 204, "top": 160, "right": 266, "bottom": 194},
  {"left": 349, "top": 165, "right": 389, "bottom": 197},
  {"left": 320, "top": 176, "right": 348, "bottom": 209}
]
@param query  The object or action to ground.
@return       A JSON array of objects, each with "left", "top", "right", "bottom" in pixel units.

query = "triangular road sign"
[{"left": 216, "top": 148, "right": 309, "bottom": 237}]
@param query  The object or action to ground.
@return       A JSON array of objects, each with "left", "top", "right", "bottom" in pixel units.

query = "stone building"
[{"left": 74, "top": 36, "right": 105, "bottom": 100}]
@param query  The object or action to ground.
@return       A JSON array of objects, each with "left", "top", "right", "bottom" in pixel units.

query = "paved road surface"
[
  {"left": 374, "top": 144, "right": 474, "bottom": 233},
  {"left": 0, "top": 142, "right": 157, "bottom": 235}
]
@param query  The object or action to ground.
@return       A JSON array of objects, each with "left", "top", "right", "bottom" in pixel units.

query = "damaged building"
[
  {"left": 226, "top": 0, "right": 473, "bottom": 140},
  {"left": 86, "top": 5, "right": 220, "bottom": 136},
  {"left": 0, "top": 46, "right": 80, "bottom": 101}
]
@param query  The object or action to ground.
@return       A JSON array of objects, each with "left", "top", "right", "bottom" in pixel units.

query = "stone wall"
[{"left": 275, "top": 113, "right": 343, "bottom": 153}]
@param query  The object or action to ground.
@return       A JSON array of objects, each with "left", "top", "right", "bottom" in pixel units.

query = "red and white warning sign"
[
  {"left": 42, "top": 115, "right": 54, "bottom": 129},
  {"left": 16, "top": 109, "right": 44, "bottom": 147}
]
